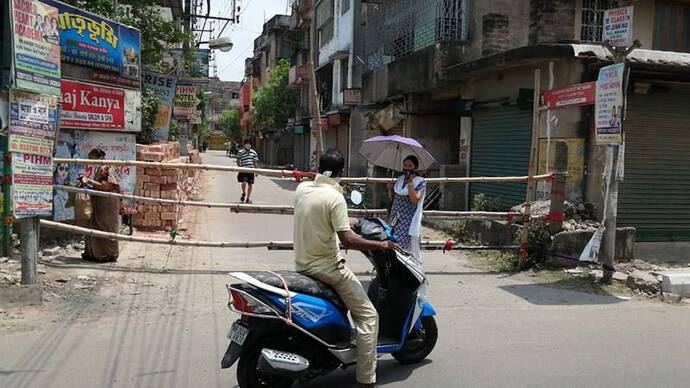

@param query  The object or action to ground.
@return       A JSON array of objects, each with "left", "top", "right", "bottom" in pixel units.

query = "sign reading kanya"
[{"left": 60, "top": 79, "right": 126, "bottom": 130}]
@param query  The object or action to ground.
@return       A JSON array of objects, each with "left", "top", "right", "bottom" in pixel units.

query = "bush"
[{"left": 471, "top": 193, "right": 509, "bottom": 212}]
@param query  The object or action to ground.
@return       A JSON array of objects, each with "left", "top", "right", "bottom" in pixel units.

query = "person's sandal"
[
  {"left": 245, "top": 199, "right": 252, "bottom": 204},
  {"left": 240, "top": 193, "right": 245, "bottom": 202}
]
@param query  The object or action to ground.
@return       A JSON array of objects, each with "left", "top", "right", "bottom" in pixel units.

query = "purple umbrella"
[{"left": 359, "top": 135, "right": 436, "bottom": 171}]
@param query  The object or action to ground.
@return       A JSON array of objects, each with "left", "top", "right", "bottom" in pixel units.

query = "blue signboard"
[{"left": 43, "top": 0, "right": 142, "bottom": 89}]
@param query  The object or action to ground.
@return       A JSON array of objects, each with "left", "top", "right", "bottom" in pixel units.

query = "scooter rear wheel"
[
  {"left": 237, "top": 339, "right": 295, "bottom": 388},
  {"left": 391, "top": 316, "right": 438, "bottom": 364}
]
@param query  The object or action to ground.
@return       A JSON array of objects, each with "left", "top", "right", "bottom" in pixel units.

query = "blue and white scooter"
[{"left": 220, "top": 200, "right": 437, "bottom": 388}]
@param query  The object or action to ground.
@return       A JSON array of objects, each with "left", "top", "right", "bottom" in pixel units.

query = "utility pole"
[
  {"left": 20, "top": 218, "right": 38, "bottom": 285},
  {"left": 308, "top": 7, "right": 323, "bottom": 169},
  {"left": 600, "top": 39, "right": 640, "bottom": 284}
]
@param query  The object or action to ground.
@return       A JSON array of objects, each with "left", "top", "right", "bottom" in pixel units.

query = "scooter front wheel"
[
  {"left": 391, "top": 316, "right": 438, "bottom": 364},
  {"left": 237, "top": 340, "right": 295, "bottom": 388}
]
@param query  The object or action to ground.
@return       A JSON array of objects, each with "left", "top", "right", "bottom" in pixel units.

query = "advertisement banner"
[
  {"left": 603, "top": 6, "right": 633, "bottom": 47},
  {"left": 53, "top": 129, "right": 136, "bottom": 221},
  {"left": 173, "top": 85, "right": 199, "bottom": 118},
  {"left": 10, "top": 134, "right": 54, "bottom": 156},
  {"left": 595, "top": 63, "right": 625, "bottom": 145},
  {"left": 43, "top": 0, "right": 142, "bottom": 89},
  {"left": 9, "top": 89, "right": 59, "bottom": 139},
  {"left": 60, "top": 79, "right": 129, "bottom": 130},
  {"left": 10, "top": 0, "right": 62, "bottom": 95},
  {"left": 164, "top": 49, "right": 209, "bottom": 84},
  {"left": 142, "top": 71, "right": 177, "bottom": 140},
  {"left": 541, "top": 82, "right": 596, "bottom": 110},
  {"left": 12, "top": 153, "right": 53, "bottom": 218}
]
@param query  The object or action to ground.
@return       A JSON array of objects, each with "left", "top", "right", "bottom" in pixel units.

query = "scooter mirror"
[{"left": 350, "top": 190, "right": 363, "bottom": 205}]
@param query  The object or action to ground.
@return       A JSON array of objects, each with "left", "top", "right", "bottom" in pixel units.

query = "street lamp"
[{"left": 207, "top": 37, "right": 234, "bottom": 52}]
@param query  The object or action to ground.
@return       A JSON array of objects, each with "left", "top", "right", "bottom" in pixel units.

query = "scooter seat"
[{"left": 241, "top": 271, "right": 346, "bottom": 309}]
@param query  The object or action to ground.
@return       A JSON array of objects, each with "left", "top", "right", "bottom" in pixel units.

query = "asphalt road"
[{"left": 1, "top": 151, "right": 689, "bottom": 388}]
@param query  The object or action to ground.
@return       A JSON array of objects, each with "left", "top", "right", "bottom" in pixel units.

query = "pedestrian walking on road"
[
  {"left": 79, "top": 148, "right": 121, "bottom": 262},
  {"left": 236, "top": 139, "right": 259, "bottom": 203},
  {"left": 388, "top": 155, "right": 426, "bottom": 265}
]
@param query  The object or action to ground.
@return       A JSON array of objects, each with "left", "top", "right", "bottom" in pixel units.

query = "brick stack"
[{"left": 132, "top": 142, "right": 201, "bottom": 231}]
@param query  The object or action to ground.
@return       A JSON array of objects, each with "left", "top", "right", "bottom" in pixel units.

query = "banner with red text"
[
  {"left": 10, "top": 0, "right": 62, "bottom": 95},
  {"left": 60, "top": 79, "right": 128, "bottom": 130},
  {"left": 12, "top": 152, "right": 54, "bottom": 218}
]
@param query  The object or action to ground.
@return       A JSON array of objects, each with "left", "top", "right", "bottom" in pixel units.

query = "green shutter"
[
  {"left": 618, "top": 89, "right": 690, "bottom": 242},
  {"left": 470, "top": 106, "right": 532, "bottom": 207}
]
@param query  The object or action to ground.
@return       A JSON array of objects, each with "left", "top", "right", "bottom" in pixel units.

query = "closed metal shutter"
[
  {"left": 470, "top": 106, "right": 532, "bottom": 207},
  {"left": 618, "top": 88, "right": 690, "bottom": 242}
]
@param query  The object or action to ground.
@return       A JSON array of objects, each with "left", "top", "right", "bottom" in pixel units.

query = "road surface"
[{"left": 1, "top": 151, "right": 689, "bottom": 388}]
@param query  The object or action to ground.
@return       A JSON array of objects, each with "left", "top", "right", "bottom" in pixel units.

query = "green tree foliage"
[
  {"left": 252, "top": 59, "right": 297, "bottom": 130},
  {"left": 136, "top": 88, "right": 159, "bottom": 144},
  {"left": 219, "top": 109, "right": 242, "bottom": 141}
]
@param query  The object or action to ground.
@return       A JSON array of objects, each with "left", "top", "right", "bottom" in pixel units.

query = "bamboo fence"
[
  {"left": 39, "top": 220, "right": 518, "bottom": 251},
  {"left": 53, "top": 158, "right": 553, "bottom": 184},
  {"left": 54, "top": 185, "right": 523, "bottom": 220}
]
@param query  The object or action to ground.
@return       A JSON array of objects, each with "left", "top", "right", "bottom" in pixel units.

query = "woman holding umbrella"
[
  {"left": 359, "top": 135, "right": 435, "bottom": 265},
  {"left": 389, "top": 155, "right": 426, "bottom": 264}
]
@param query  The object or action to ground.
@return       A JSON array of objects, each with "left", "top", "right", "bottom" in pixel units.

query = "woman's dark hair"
[
  {"left": 319, "top": 149, "right": 345, "bottom": 177},
  {"left": 88, "top": 148, "right": 106, "bottom": 159},
  {"left": 404, "top": 155, "right": 419, "bottom": 169}
]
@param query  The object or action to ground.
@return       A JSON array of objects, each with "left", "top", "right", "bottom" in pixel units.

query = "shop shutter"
[
  {"left": 470, "top": 106, "right": 532, "bottom": 207},
  {"left": 618, "top": 88, "right": 690, "bottom": 242}
]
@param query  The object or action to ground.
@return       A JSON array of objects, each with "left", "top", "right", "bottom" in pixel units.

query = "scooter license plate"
[{"left": 227, "top": 323, "right": 249, "bottom": 346}]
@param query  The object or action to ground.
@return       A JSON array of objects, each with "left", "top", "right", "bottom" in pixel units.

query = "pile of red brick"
[{"left": 132, "top": 142, "right": 201, "bottom": 230}]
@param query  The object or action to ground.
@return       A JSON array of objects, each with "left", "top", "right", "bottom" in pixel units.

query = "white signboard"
[
  {"left": 603, "top": 6, "right": 634, "bottom": 47},
  {"left": 595, "top": 63, "right": 625, "bottom": 145}
]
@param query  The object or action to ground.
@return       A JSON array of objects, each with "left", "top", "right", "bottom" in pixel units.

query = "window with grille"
[
  {"left": 316, "top": 0, "right": 334, "bottom": 46},
  {"left": 580, "top": 0, "right": 619, "bottom": 42},
  {"left": 654, "top": 1, "right": 690, "bottom": 53}
]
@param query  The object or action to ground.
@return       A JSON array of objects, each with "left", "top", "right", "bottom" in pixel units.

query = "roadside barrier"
[
  {"left": 39, "top": 219, "right": 518, "bottom": 251},
  {"left": 54, "top": 185, "right": 526, "bottom": 221},
  {"left": 50, "top": 158, "right": 560, "bottom": 256},
  {"left": 53, "top": 158, "right": 554, "bottom": 185}
]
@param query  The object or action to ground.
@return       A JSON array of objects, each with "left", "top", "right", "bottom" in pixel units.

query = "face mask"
[
  {"left": 244, "top": 144, "right": 251, "bottom": 150},
  {"left": 403, "top": 168, "right": 415, "bottom": 176}
]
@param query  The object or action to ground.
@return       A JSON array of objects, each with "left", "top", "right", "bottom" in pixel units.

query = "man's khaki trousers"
[{"left": 307, "top": 265, "right": 379, "bottom": 384}]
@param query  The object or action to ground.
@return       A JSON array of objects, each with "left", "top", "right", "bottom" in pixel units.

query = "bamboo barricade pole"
[
  {"left": 53, "top": 158, "right": 553, "bottom": 185},
  {"left": 54, "top": 185, "right": 526, "bottom": 220},
  {"left": 39, "top": 220, "right": 519, "bottom": 251},
  {"left": 519, "top": 69, "right": 542, "bottom": 266}
]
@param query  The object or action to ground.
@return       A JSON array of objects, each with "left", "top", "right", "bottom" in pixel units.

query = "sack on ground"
[{"left": 75, "top": 192, "right": 92, "bottom": 222}]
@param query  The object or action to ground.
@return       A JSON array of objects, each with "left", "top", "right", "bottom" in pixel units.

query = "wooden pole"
[
  {"left": 52, "top": 159, "right": 553, "bottom": 184},
  {"left": 308, "top": 9, "right": 323, "bottom": 168},
  {"left": 20, "top": 218, "right": 39, "bottom": 285},
  {"left": 519, "top": 69, "right": 542, "bottom": 265},
  {"left": 39, "top": 220, "right": 518, "bottom": 251},
  {"left": 549, "top": 141, "right": 568, "bottom": 235}
]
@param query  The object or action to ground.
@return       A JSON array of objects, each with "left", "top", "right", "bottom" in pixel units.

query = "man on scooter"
[{"left": 293, "top": 149, "right": 398, "bottom": 388}]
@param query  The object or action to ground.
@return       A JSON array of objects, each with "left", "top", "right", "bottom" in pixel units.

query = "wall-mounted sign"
[
  {"left": 44, "top": 0, "right": 142, "bottom": 89},
  {"left": 12, "top": 153, "right": 54, "bottom": 218},
  {"left": 142, "top": 71, "right": 177, "bottom": 140},
  {"left": 603, "top": 6, "right": 633, "bottom": 47},
  {"left": 541, "top": 82, "right": 596, "bottom": 109},
  {"left": 595, "top": 63, "right": 625, "bottom": 145},
  {"left": 9, "top": 90, "right": 58, "bottom": 157},
  {"left": 53, "top": 130, "right": 136, "bottom": 220},
  {"left": 60, "top": 79, "right": 127, "bottom": 130},
  {"left": 343, "top": 88, "right": 362, "bottom": 106},
  {"left": 173, "top": 85, "right": 199, "bottom": 118},
  {"left": 10, "top": 0, "right": 62, "bottom": 95}
]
